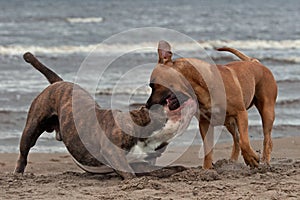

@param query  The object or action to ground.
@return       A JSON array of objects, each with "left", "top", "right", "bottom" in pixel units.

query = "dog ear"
[{"left": 158, "top": 40, "right": 173, "bottom": 64}]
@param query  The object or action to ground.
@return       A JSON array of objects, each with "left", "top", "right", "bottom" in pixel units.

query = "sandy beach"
[
  {"left": 1, "top": 136, "right": 299, "bottom": 199},
  {"left": 1, "top": 1, "right": 299, "bottom": 199}
]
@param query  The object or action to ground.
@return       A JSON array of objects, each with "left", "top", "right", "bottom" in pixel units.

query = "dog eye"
[{"left": 149, "top": 83, "right": 154, "bottom": 88}]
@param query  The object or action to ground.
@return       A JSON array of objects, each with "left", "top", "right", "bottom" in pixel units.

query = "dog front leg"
[
  {"left": 225, "top": 120, "right": 240, "bottom": 162},
  {"left": 103, "top": 150, "right": 136, "bottom": 179},
  {"left": 100, "top": 141, "right": 136, "bottom": 180},
  {"left": 199, "top": 119, "right": 214, "bottom": 169}
]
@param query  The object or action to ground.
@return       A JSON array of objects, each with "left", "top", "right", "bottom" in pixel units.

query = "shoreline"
[
  {"left": 2, "top": 136, "right": 299, "bottom": 172},
  {"left": 1, "top": 125, "right": 298, "bottom": 154},
  {"left": 1, "top": 136, "right": 299, "bottom": 199}
]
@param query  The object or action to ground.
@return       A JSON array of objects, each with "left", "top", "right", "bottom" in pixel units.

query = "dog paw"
[
  {"left": 13, "top": 166, "right": 25, "bottom": 175},
  {"left": 13, "top": 170, "right": 24, "bottom": 176},
  {"left": 203, "top": 159, "right": 214, "bottom": 169},
  {"left": 242, "top": 150, "right": 260, "bottom": 168},
  {"left": 117, "top": 171, "right": 136, "bottom": 180},
  {"left": 260, "top": 160, "right": 271, "bottom": 167},
  {"left": 261, "top": 155, "right": 271, "bottom": 165}
]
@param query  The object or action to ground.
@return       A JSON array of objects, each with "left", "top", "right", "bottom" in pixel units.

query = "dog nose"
[
  {"left": 145, "top": 102, "right": 150, "bottom": 109},
  {"left": 145, "top": 99, "right": 153, "bottom": 109}
]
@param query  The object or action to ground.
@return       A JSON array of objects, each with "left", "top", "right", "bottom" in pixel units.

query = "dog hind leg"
[
  {"left": 236, "top": 110, "right": 260, "bottom": 167},
  {"left": 14, "top": 121, "right": 44, "bottom": 174},
  {"left": 255, "top": 100, "right": 275, "bottom": 165},
  {"left": 14, "top": 102, "right": 52, "bottom": 174}
]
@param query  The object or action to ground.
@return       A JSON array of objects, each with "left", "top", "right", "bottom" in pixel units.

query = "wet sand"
[{"left": 1, "top": 136, "right": 299, "bottom": 199}]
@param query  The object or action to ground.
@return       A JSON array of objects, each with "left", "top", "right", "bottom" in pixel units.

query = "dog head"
[{"left": 146, "top": 41, "right": 197, "bottom": 117}]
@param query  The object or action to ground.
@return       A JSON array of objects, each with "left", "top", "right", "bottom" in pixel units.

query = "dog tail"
[
  {"left": 217, "top": 47, "right": 259, "bottom": 63},
  {"left": 23, "top": 52, "right": 63, "bottom": 84}
]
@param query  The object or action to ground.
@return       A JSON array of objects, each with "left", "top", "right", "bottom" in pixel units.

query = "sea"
[{"left": 0, "top": 0, "right": 299, "bottom": 153}]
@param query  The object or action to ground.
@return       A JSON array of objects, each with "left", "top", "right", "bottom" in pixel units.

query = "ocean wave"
[
  {"left": 213, "top": 55, "right": 300, "bottom": 64},
  {"left": 66, "top": 17, "right": 104, "bottom": 23},
  {"left": 0, "top": 108, "right": 28, "bottom": 114},
  {"left": 198, "top": 39, "right": 300, "bottom": 50},
  {"left": 276, "top": 98, "right": 300, "bottom": 106},
  {"left": 1, "top": 40, "right": 300, "bottom": 60},
  {"left": 248, "top": 124, "right": 300, "bottom": 134},
  {"left": 0, "top": 44, "right": 97, "bottom": 55},
  {"left": 95, "top": 86, "right": 300, "bottom": 108},
  {"left": 276, "top": 79, "right": 300, "bottom": 84},
  {"left": 255, "top": 56, "right": 300, "bottom": 64},
  {"left": 96, "top": 87, "right": 151, "bottom": 96}
]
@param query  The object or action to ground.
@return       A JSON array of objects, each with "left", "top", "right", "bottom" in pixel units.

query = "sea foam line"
[
  {"left": 1, "top": 40, "right": 300, "bottom": 56},
  {"left": 198, "top": 39, "right": 300, "bottom": 50},
  {"left": 66, "top": 17, "right": 104, "bottom": 23}
]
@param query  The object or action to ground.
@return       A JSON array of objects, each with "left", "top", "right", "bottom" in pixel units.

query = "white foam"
[
  {"left": 279, "top": 56, "right": 300, "bottom": 63},
  {"left": 0, "top": 44, "right": 97, "bottom": 55},
  {"left": 0, "top": 40, "right": 300, "bottom": 56},
  {"left": 199, "top": 39, "right": 300, "bottom": 50},
  {"left": 96, "top": 87, "right": 151, "bottom": 96},
  {"left": 66, "top": 17, "right": 104, "bottom": 23}
]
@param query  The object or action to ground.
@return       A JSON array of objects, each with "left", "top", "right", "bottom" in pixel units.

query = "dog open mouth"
[
  {"left": 162, "top": 91, "right": 197, "bottom": 124},
  {"left": 161, "top": 91, "right": 190, "bottom": 111}
]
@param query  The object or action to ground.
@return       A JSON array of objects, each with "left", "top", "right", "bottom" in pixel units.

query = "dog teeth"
[{"left": 166, "top": 99, "right": 171, "bottom": 105}]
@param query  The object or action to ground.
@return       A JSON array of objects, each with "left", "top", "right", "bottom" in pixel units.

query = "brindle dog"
[{"left": 14, "top": 52, "right": 197, "bottom": 179}]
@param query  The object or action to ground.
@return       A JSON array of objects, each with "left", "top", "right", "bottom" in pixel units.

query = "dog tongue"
[{"left": 166, "top": 100, "right": 182, "bottom": 118}]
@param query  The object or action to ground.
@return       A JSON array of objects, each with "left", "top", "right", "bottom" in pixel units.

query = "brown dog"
[
  {"left": 14, "top": 52, "right": 197, "bottom": 179},
  {"left": 146, "top": 41, "right": 277, "bottom": 169}
]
